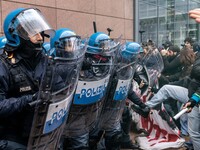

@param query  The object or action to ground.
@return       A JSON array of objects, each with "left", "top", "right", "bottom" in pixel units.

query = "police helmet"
[
  {"left": 0, "top": 36, "right": 7, "bottom": 49},
  {"left": 50, "top": 28, "right": 85, "bottom": 60},
  {"left": 42, "top": 42, "right": 53, "bottom": 55},
  {"left": 121, "top": 41, "right": 140, "bottom": 60},
  {"left": 87, "top": 32, "right": 119, "bottom": 55},
  {"left": 3, "top": 8, "right": 55, "bottom": 51}
]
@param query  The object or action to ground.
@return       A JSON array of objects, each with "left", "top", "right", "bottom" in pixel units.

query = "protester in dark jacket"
[
  {"left": 161, "top": 45, "right": 182, "bottom": 75},
  {"left": 178, "top": 8, "right": 200, "bottom": 150},
  {"left": 159, "top": 47, "right": 195, "bottom": 84}
]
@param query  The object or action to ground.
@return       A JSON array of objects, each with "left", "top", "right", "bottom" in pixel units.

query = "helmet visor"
[
  {"left": 60, "top": 36, "right": 81, "bottom": 52},
  {"left": 54, "top": 36, "right": 87, "bottom": 60},
  {"left": 120, "top": 42, "right": 140, "bottom": 62},
  {"left": 100, "top": 39, "right": 115, "bottom": 50},
  {"left": 10, "top": 8, "right": 55, "bottom": 40},
  {"left": 87, "top": 39, "right": 120, "bottom": 56}
]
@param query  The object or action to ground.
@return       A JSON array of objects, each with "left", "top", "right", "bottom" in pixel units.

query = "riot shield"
[
  {"left": 27, "top": 37, "right": 87, "bottom": 150},
  {"left": 99, "top": 43, "right": 139, "bottom": 129},
  {"left": 113, "top": 65, "right": 134, "bottom": 101},
  {"left": 73, "top": 52, "right": 114, "bottom": 105},
  {"left": 73, "top": 38, "right": 121, "bottom": 105},
  {"left": 142, "top": 48, "right": 164, "bottom": 89},
  {"left": 112, "top": 42, "right": 139, "bottom": 102}
]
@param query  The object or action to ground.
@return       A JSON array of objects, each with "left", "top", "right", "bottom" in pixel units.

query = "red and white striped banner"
[{"left": 133, "top": 106, "right": 185, "bottom": 150}]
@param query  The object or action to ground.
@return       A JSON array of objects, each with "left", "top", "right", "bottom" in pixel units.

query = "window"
[{"left": 136, "top": 0, "right": 200, "bottom": 47}]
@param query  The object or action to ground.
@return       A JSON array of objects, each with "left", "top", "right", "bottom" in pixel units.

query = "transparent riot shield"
[
  {"left": 27, "top": 37, "right": 87, "bottom": 150},
  {"left": 112, "top": 42, "right": 139, "bottom": 102},
  {"left": 142, "top": 48, "right": 164, "bottom": 89},
  {"left": 112, "top": 65, "right": 134, "bottom": 101},
  {"left": 99, "top": 43, "right": 139, "bottom": 130},
  {"left": 73, "top": 38, "right": 121, "bottom": 105},
  {"left": 73, "top": 52, "right": 114, "bottom": 105}
]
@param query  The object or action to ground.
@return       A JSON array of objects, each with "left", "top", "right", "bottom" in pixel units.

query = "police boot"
[
  {"left": 89, "top": 131, "right": 104, "bottom": 150},
  {"left": 131, "top": 104, "right": 150, "bottom": 118},
  {"left": 105, "top": 132, "right": 122, "bottom": 150},
  {"left": 105, "top": 139, "right": 120, "bottom": 150}
]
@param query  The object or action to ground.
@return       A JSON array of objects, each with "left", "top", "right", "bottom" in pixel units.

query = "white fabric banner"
[
  {"left": 133, "top": 107, "right": 185, "bottom": 150},
  {"left": 131, "top": 79, "right": 185, "bottom": 150}
]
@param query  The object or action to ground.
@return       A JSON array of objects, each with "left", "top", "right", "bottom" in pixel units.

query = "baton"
[{"left": 28, "top": 99, "right": 42, "bottom": 107}]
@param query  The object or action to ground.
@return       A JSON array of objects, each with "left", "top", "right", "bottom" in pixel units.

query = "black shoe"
[
  {"left": 131, "top": 104, "right": 150, "bottom": 118},
  {"left": 120, "top": 141, "right": 141, "bottom": 150}
]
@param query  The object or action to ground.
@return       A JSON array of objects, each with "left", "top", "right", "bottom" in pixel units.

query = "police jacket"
[{"left": 0, "top": 51, "right": 64, "bottom": 145}]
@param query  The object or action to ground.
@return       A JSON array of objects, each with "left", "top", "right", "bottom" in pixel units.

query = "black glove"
[
  {"left": 27, "top": 92, "right": 41, "bottom": 107},
  {"left": 131, "top": 104, "right": 150, "bottom": 118}
]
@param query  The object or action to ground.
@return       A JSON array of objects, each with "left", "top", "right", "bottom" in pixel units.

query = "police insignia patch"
[{"left": 20, "top": 86, "right": 32, "bottom": 92}]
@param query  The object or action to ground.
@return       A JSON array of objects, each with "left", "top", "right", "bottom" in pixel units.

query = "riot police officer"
[
  {"left": 96, "top": 41, "right": 142, "bottom": 150},
  {"left": 0, "top": 8, "right": 56, "bottom": 149},
  {"left": 61, "top": 32, "right": 120, "bottom": 149},
  {"left": 41, "top": 28, "right": 87, "bottom": 150}
]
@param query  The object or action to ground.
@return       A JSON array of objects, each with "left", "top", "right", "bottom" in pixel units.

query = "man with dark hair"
[
  {"left": 162, "top": 40, "right": 173, "bottom": 50},
  {"left": 159, "top": 44, "right": 182, "bottom": 87},
  {"left": 184, "top": 37, "right": 194, "bottom": 49}
]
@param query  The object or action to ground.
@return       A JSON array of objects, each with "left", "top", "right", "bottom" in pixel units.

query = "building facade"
[
  {"left": 135, "top": 0, "right": 200, "bottom": 47},
  {"left": 1, "top": 0, "right": 200, "bottom": 48},
  {"left": 0, "top": 0, "right": 135, "bottom": 41}
]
